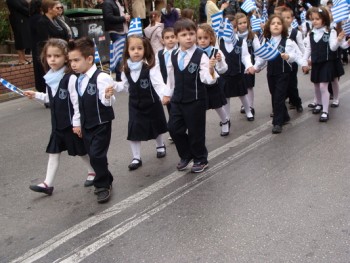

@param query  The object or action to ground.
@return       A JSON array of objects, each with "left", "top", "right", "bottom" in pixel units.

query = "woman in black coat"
[
  {"left": 6, "top": 0, "right": 32, "bottom": 64},
  {"left": 31, "top": 0, "right": 69, "bottom": 94}
]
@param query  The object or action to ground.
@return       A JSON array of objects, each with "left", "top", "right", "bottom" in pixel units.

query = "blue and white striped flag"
[
  {"left": 254, "top": 40, "right": 279, "bottom": 61},
  {"left": 241, "top": 0, "right": 257, "bottom": 13},
  {"left": 343, "top": 20, "right": 350, "bottom": 35},
  {"left": 331, "top": 0, "right": 349, "bottom": 23},
  {"left": 128, "top": 17, "right": 143, "bottom": 36},
  {"left": 0, "top": 78, "right": 24, "bottom": 96},
  {"left": 219, "top": 18, "right": 237, "bottom": 46},
  {"left": 250, "top": 15, "right": 262, "bottom": 32},
  {"left": 211, "top": 10, "right": 224, "bottom": 36},
  {"left": 262, "top": 0, "right": 268, "bottom": 23},
  {"left": 110, "top": 37, "right": 126, "bottom": 71},
  {"left": 300, "top": 10, "right": 306, "bottom": 23},
  {"left": 291, "top": 19, "right": 299, "bottom": 29},
  {"left": 93, "top": 38, "right": 101, "bottom": 64}
]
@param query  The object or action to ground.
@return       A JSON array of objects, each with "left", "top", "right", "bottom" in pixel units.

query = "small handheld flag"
[
  {"left": 0, "top": 78, "right": 25, "bottom": 96},
  {"left": 262, "top": 0, "right": 268, "bottom": 23},
  {"left": 254, "top": 40, "right": 279, "bottom": 61},
  {"left": 331, "top": 0, "right": 349, "bottom": 23},
  {"left": 93, "top": 38, "right": 101, "bottom": 64},
  {"left": 343, "top": 20, "right": 350, "bottom": 35},
  {"left": 241, "top": 0, "right": 257, "bottom": 13},
  {"left": 211, "top": 11, "right": 224, "bottom": 36},
  {"left": 250, "top": 15, "right": 262, "bottom": 32},
  {"left": 110, "top": 37, "right": 126, "bottom": 72},
  {"left": 128, "top": 17, "right": 143, "bottom": 36},
  {"left": 300, "top": 11, "right": 306, "bottom": 23},
  {"left": 219, "top": 18, "right": 237, "bottom": 46},
  {"left": 291, "top": 19, "right": 299, "bottom": 29}
]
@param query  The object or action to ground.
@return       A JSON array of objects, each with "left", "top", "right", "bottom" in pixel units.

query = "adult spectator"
[
  {"left": 206, "top": 0, "right": 229, "bottom": 25},
  {"left": 102, "top": 0, "right": 130, "bottom": 80},
  {"left": 34, "top": 0, "right": 69, "bottom": 96},
  {"left": 56, "top": 4, "right": 73, "bottom": 39},
  {"left": 161, "top": 0, "right": 179, "bottom": 28},
  {"left": 224, "top": 0, "right": 241, "bottom": 16},
  {"left": 132, "top": 0, "right": 148, "bottom": 27},
  {"left": 6, "top": 0, "right": 32, "bottom": 65}
]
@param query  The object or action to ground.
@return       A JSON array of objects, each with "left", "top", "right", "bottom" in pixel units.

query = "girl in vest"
[
  {"left": 302, "top": 7, "right": 349, "bottom": 122},
  {"left": 115, "top": 35, "right": 168, "bottom": 171},
  {"left": 254, "top": 15, "right": 307, "bottom": 134},
  {"left": 144, "top": 11, "right": 164, "bottom": 55},
  {"left": 24, "top": 38, "right": 95, "bottom": 195},
  {"left": 220, "top": 16, "right": 256, "bottom": 124},
  {"left": 197, "top": 23, "right": 230, "bottom": 136},
  {"left": 235, "top": 12, "right": 261, "bottom": 116}
]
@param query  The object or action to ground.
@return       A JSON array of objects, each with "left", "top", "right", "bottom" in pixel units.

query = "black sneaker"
[
  {"left": 95, "top": 186, "right": 112, "bottom": 203},
  {"left": 191, "top": 162, "right": 209, "bottom": 173},
  {"left": 296, "top": 105, "right": 303, "bottom": 113},
  {"left": 176, "top": 158, "right": 192, "bottom": 171},
  {"left": 272, "top": 125, "right": 282, "bottom": 134}
]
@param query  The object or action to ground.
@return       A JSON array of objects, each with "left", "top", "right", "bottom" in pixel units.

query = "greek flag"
[
  {"left": 219, "top": 18, "right": 237, "bottom": 46},
  {"left": 291, "top": 19, "right": 299, "bottom": 29},
  {"left": 262, "top": 0, "right": 268, "bottom": 23},
  {"left": 331, "top": 0, "right": 349, "bottom": 23},
  {"left": 300, "top": 11, "right": 306, "bottom": 23},
  {"left": 343, "top": 20, "right": 350, "bottom": 35},
  {"left": 110, "top": 37, "right": 125, "bottom": 71},
  {"left": 93, "top": 39, "right": 101, "bottom": 64},
  {"left": 254, "top": 40, "right": 279, "bottom": 61},
  {"left": 241, "top": 0, "right": 257, "bottom": 13},
  {"left": 250, "top": 15, "right": 261, "bottom": 32},
  {"left": 211, "top": 10, "right": 224, "bottom": 36},
  {"left": 128, "top": 17, "right": 143, "bottom": 36},
  {"left": 0, "top": 78, "right": 24, "bottom": 96}
]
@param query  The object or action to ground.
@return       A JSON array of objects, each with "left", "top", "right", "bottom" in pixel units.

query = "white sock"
[
  {"left": 40, "top": 153, "right": 60, "bottom": 187},
  {"left": 240, "top": 95, "right": 253, "bottom": 118},
  {"left": 130, "top": 141, "right": 141, "bottom": 162},
  {"left": 331, "top": 78, "right": 339, "bottom": 102},
  {"left": 155, "top": 134, "right": 165, "bottom": 152},
  {"left": 215, "top": 107, "right": 228, "bottom": 123},
  {"left": 80, "top": 155, "right": 95, "bottom": 180},
  {"left": 223, "top": 98, "right": 231, "bottom": 120},
  {"left": 247, "top": 88, "right": 254, "bottom": 108},
  {"left": 319, "top": 82, "right": 330, "bottom": 113}
]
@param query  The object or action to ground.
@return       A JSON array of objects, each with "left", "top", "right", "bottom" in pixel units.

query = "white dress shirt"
[
  {"left": 288, "top": 27, "right": 305, "bottom": 54},
  {"left": 164, "top": 44, "right": 218, "bottom": 97},
  {"left": 35, "top": 74, "right": 81, "bottom": 127},
  {"left": 222, "top": 37, "right": 254, "bottom": 69},
  {"left": 78, "top": 64, "right": 115, "bottom": 106}
]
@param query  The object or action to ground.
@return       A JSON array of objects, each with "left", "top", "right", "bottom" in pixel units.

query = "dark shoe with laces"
[
  {"left": 128, "top": 158, "right": 142, "bottom": 170},
  {"left": 191, "top": 161, "right": 209, "bottom": 173},
  {"left": 319, "top": 112, "right": 329, "bottom": 122},
  {"left": 156, "top": 145, "right": 166, "bottom": 158},
  {"left": 272, "top": 125, "right": 282, "bottom": 134},
  {"left": 240, "top": 105, "right": 245, "bottom": 114},
  {"left": 308, "top": 103, "right": 316, "bottom": 108},
  {"left": 176, "top": 158, "right": 192, "bottom": 171},
  {"left": 95, "top": 186, "right": 112, "bottom": 203},
  {"left": 312, "top": 104, "right": 323, "bottom": 114},
  {"left": 220, "top": 119, "right": 230, "bottom": 136},
  {"left": 29, "top": 182, "right": 54, "bottom": 195},
  {"left": 84, "top": 173, "right": 95, "bottom": 187}
]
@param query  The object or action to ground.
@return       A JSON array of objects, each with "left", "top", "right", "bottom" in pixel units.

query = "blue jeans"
[{"left": 109, "top": 33, "right": 126, "bottom": 81}]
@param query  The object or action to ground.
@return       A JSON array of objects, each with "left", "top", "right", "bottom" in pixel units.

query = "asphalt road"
[{"left": 1, "top": 68, "right": 350, "bottom": 263}]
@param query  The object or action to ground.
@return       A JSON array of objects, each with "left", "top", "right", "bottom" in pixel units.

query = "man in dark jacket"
[
  {"left": 6, "top": 0, "right": 32, "bottom": 65},
  {"left": 102, "top": 0, "right": 130, "bottom": 80}
]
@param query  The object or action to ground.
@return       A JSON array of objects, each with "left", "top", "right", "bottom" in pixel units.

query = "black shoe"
[
  {"left": 250, "top": 107, "right": 255, "bottom": 116},
  {"left": 95, "top": 186, "right": 112, "bottom": 203},
  {"left": 44, "top": 103, "right": 50, "bottom": 109},
  {"left": 312, "top": 104, "right": 322, "bottom": 114},
  {"left": 330, "top": 101, "right": 339, "bottom": 108},
  {"left": 296, "top": 105, "right": 303, "bottom": 113},
  {"left": 29, "top": 183, "right": 54, "bottom": 195},
  {"left": 247, "top": 115, "right": 254, "bottom": 121},
  {"left": 319, "top": 112, "right": 329, "bottom": 122},
  {"left": 191, "top": 161, "right": 208, "bottom": 173},
  {"left": 84, "top": 173, "right": 95, "bottom": 187},
  {"left": 272, "top": 125, "right": 282, "bottom": 134},
  {"left": 308, "top": 103, "right": 316, "bottom": 108},
  {"left": 128, "top": 158, "right": 142, "bottom": 170},
  {"left": 270, "top": 112, "right": 274, "bottom": 118},
  {"left": 240, "top": 105, "right": 245, "bottom": 114},
  {"left": 156, "top": 145, "right": 166, "bottom": 158},
  {"left": 176, "top": 158, "right": 192, "bottom": 171},
  {"left": 220, "top": 119, "right": 230, "bottom": 136}
]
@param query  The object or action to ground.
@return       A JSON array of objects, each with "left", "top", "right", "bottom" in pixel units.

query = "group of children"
[{"left": 25, "top": 5, "right": 350, "bottom": 203}]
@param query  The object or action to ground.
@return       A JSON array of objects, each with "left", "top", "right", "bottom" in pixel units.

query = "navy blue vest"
[
  {"left": 310, "top": 31, "right": 337, "bottom": 63},
  {"left": 171, "top": 48, "right": 206, "bottom": 103},
  {"left": 125, "top": 64, "right": 160, "bottom": 109},
  {"left": 77, "top": 70, "right": 115, "bottom": 129},
  {"left": 158, "top": 49, "right": 168, "bottom": 83},
  {"left": 47, "top": 73, "right": 74, "bottom": 130},
  {"left": 220, "top": 38, "right": 243, "bottom": 76},
  {"left": 267, "top": 38, "right": 292, "bottom": 76}
]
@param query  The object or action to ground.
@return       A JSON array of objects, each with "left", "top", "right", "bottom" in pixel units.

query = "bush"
[
  {"left": 0, "top": 10, "right": 11, "bottom": 44},
  {"left": 174, "top": 0, "right": 199, "bottom": 21}
]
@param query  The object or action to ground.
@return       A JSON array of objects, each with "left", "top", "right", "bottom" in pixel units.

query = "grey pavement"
[{"left": 1, "top": 68, "right": 350, "bottom": 263}]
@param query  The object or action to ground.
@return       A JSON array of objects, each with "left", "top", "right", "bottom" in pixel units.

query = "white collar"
[
  {"left": 84, "top": 64, "right": 97, "bottom": 79},
  {"left": 175, "top": 44, "right": 197, "bottom": 56},
  {"left": 312, "top": 26, "right": 327, "bottom": 34}
]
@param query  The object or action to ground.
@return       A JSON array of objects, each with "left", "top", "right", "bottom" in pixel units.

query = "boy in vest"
[
  {"left": 162, "top": 19, "right": 218, "bottom": 173},
  {"left": 68, "top": 37, "right": 115, "bottom": 203},
  {"left": 281, "top": 7, "right": 305, "bottom": 113}
]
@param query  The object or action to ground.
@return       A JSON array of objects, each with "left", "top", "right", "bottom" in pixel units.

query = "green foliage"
[
  {"left": 174, "top": 0, "right": 199, "bottom": 20},
  {"left": 0, "top": 10, "right": 11, "bottom": 44}
]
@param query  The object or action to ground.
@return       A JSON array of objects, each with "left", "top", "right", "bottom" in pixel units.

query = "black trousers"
[
  {"left": 168, "top": 100, "right": 208, "bottom": 164},
  {"left": 267, "top": 73, "right": 290, "bottom": 126},
  {"left": 83, "top": 122, "right": 113, "bottom": 189},
  {"left": 287, "top": 64, "right": 302, "bottom": 107}
]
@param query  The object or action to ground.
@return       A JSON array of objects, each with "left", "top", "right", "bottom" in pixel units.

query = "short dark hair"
[
  {"left": 68, "top": 37, "right": 94, "bottom": 58},
  {"left": 162, "top": 27, "right": 175, "bottom": 38},
  {"left": 173, "top": 18, "right": 197, "bottom": 35}
]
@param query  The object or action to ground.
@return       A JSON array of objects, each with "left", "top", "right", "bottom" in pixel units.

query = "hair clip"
[{"left": 318, "top": 8, "right": 323, "bottom": 12}]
